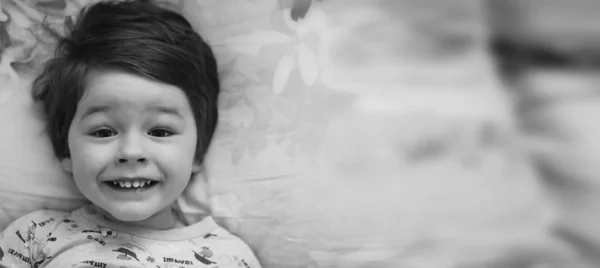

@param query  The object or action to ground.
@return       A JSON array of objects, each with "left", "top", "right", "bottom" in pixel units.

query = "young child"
[{"left": 0, "top": 1, "right": 261, "bottom": 267}]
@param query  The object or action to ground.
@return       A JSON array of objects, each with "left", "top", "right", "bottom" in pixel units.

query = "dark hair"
[{"left": 32, "top": 0, "right": 219, "bottom": 164}]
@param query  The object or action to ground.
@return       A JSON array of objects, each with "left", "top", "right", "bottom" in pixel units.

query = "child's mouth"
[{"left": 104, "top": 180, "right": 159, "bottom": 191}]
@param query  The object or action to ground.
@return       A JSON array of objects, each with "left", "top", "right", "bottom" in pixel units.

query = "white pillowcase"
[{"left": 177, "top": 0, "right": 577, "bottom": 267}]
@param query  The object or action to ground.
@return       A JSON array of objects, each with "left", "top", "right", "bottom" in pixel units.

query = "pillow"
[
  {"left": 0, "top": 0, "right": 89, "bottom": 228},
  {"left": 180, "top": 0, "right": 585, "bottom": 267}
]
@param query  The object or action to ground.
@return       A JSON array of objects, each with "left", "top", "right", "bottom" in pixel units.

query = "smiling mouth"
[{"left": 104, "top": 179, "right": 159, "bottom": 190}]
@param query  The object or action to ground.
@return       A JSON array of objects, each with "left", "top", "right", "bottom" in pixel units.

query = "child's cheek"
[{"left": 74, "top": 141, "right": 117, "bottom": 170}]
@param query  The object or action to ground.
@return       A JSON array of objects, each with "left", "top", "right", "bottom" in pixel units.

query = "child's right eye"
[{"left": 91, "top": 129, "right": 116, "bottom": 138}]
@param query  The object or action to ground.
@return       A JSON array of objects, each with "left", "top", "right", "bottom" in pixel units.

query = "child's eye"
[
  {"left": 91, "top": 128, "right": 116, "bottom": 138},
  {"left": 148, "top": 128, "right": 173, "bottom": 137}
]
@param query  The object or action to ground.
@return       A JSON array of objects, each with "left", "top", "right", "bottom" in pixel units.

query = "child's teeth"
[{"left": 112, "top": 180, "right": 155, "bottom": 188}]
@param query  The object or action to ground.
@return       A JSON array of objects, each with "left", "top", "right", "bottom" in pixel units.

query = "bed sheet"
[{"left": 0, "top": 0, "right": 594, "bottom": 267}]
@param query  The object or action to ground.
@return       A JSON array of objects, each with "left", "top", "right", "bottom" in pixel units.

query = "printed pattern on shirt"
[
  {"left": 192, "top": 247, "right": 217, "bottom": 265},
  {"left": 0, "top": 209, "right": 261, "bottom": 268},
  {"left": 7, "top": 216, "right": 57, "bottom": 267}
]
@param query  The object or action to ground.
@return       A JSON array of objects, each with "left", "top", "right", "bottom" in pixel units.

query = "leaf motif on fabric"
[
  {"left": 303, "top": 6, "right": 329, "bottom": 35},
  {"left": 295, "top": 21, "right": 312, "bottom": 38},
  {"left": 289, "top": 0, "right": 312, "bottom": 21},
  {"left": 9, "top": 0, "right": 44, "bottom": 26},
  {"left": 281, "top": 8, "right": 297, "bottom": 30},
  {"left": 273, "top": 53, "right": 295, "bottom": 94},
  {"left": 224, "top": 30, "right": 292, "bottom": 56},
  {"left": 297, "top": 43, "right": 319, "bottom": 86}
]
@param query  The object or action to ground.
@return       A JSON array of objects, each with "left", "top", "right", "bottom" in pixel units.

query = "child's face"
[{"left": 62, "top": 69, "right": 201, "bottom": 225}]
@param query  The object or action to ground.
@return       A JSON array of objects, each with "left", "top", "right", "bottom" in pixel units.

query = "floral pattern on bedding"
[
  {"left": 0, "top": 0, "right": 595, "bottom": 267},
  {"left": 0, "top": 0, "right": 177, "bottom": 82},
  {"left": 213, "top": 2, "right": 345, "bottom": 167},
  {"left": 185, "top": 0, "right": 592, "bottom": 267},
  {"left": 0, "top": 0, "right": 75, "bottom": 102}
]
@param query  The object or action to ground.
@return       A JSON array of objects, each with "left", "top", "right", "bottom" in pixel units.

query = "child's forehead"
[
  {"left": 82, "top": 70, "right": 185, "bottom": 102},
  {"left": 76, "top": 69, "right": 191, "bottom": 116}
]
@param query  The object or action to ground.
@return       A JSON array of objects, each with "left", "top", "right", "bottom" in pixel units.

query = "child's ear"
[
  {"left": 61, "top": 158, "right": 73, "bottom": 173},
  {"left": 192, "top": 162, "right": 203, "bottom": 173}
]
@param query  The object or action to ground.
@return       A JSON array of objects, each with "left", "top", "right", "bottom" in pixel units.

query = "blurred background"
[
  {"left": 2, "top": 0, "right": 600, "bottom": 267},
  {"left": 489, "top": 0, "right": 600, "bottom": 266}
]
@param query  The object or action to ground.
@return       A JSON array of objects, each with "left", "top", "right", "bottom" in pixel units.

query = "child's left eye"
[{"left": 148, "top": 129, "right": 173, "bottom": 137}]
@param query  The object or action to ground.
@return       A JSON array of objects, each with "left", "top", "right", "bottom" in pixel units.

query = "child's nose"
[
  {"left": 117, "top": 156, "right": 147, "bottom": 164},
  {"left": 117, "top": 135, "right": 147, "bottom": 164}
]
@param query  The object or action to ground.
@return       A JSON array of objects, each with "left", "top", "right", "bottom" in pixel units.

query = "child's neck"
[{"left": 93, "top": 205, "right": 184, "bottom": 230}]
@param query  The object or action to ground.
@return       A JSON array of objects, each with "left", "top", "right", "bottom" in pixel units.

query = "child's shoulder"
[
  {"left": 4, "top": 209, "right": 75, "bottom": 232},
  {"left": 196, "top": 221, "right": 261, "bottom": 267},
  {"left": 14, "top": 209, "right": 71, "bottom": 223}
]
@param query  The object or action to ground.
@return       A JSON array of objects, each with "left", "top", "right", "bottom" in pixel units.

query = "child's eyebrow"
[
  {"left": 148, "top": 105, "right": 184, "bottom": 119},
  {"left": 79, "top": 104, "right": 184, "bottom": 119},
  {"left": 81, "top": 105, "right": 113, "bottom": 119}
]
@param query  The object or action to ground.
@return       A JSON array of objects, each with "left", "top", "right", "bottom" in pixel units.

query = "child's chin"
[
  {"left": 102, "top": 203, "right": 180, "bottom": 229},
  {"left": 101, "top": 205, "right": 158, "bottom": 224},
  {"left": 111, "top": 211, "right": 153, "bottom": 223}
]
